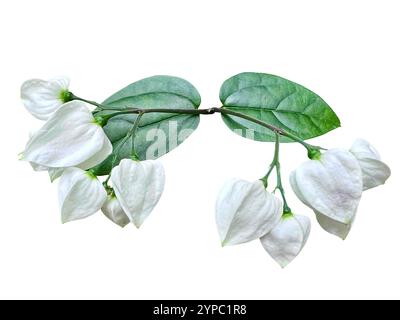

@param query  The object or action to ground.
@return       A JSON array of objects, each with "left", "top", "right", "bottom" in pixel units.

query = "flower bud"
[
  {"left": 260, "top": 213, "right": 310, "bottom": 267},
  {"left": 111, "top": 159, "right": 165, "bottom": 228},
  {"left": 101, "top": 194, "right": 130, "bottom": 228}
]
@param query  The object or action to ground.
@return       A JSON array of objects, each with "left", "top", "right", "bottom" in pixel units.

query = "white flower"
[
  {"left": 350, "top": 139, "right": 391, "bottom": 190},
  {"left": 21, "top": 77, "right": 70, "bottom": 120},
  {"left": 260, "top": 213, "right": 310, "bottom": 268},
  {"left": 58, "top": 167, "right": 107, "bottom": 223},
  {"left": 111, "top": 159, "right": 165, "bottom": 228},
  {"left": 21, "top": 101, "right": 112, "bottom": 170},
  {"left": 290, "top": 149, "right": 363, "bottom": 239},
  {"left": 215, "top": 178, "right": 282, "bottom": 246},
  {"left": 101, "top": 194, "right": 130, "bottom": 228}
]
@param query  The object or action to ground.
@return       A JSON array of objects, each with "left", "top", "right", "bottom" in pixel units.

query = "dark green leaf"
[
  {"left": 220, "top": 72, "right": 340, "bottom": 142},
  {"left": 91, "top": 75, "right": 201, "bottom": 176}
]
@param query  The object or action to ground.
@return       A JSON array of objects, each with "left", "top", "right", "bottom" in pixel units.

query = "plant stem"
[
  {"left": 101, "top": 107, "right": 219, "bottom": 118},
  {"left": 74, "top": 96, "right": 323, "bottom": 151},
  {"left": 69, "top": 93, "right": 105, "bottom": 110},
  {"left": 106, "top": 112, "right": 144, "bottom": 175},
  {"left": 260, "top": 134, "right": 280, "bottom": 187},
  {"left": 218, "top": 108, "right": 316, "bottom": 151},
  {"left": 261, "top": 133, "right": 291, "bottom": 214},
  {"left": 103, "top": 107, "right": 321, "bottom": 150},
  {"left": 104, "top": 112, "right": 144, "bottom": 184},
  {"left": 130, "top": 111, "right": 144, "bottom": 158}
]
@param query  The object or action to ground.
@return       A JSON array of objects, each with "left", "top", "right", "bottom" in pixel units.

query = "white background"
[{"left": 0, "top": 0, "right": 399, "bottom": 299}]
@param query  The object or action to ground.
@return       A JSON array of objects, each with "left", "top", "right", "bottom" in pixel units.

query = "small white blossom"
[
  {"left": 111, "top": 159, "right": 165, "bottom": 228},
  {"left": 350, "top": 139, "right": 391, "bottom": 190},
  {"left": 290, "top": 149, "right": 363, "bottom": 238},
  {"left": 101, "top": 194, "right": 130, "bottom": 228},
  {"left": 21, "top": 77, "right": 70, "bottom": 120},
  {"left": 58, "top": 168, "right": 107, "bottom": 223},
  {"left": 215, "top": 178, "right": 282, "bottom": 246},
  {"left": 21, "top": 101, "right": 112, "bottom": 170},
  {"left": 260, "top": 213, "right": 310, "bottom": 267}
]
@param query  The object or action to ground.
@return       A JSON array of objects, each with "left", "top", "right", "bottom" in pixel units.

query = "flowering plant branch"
[{"left": 19, "top": 73, "right": 391, "bottom": 267}]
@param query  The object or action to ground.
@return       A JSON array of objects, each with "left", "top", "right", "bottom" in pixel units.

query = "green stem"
[
  {"left": 103, "top": 107, "right": 321, "bottom": 151},
  {"left": 114, "top": 112, "right": 144, "bottom": 164},
  {"left": 104, "top": 112, "right": 145, "bottom": 185},
  {"left": 260, "top": 134, "right": 280, "bottom": 187},
  {"left": 73, "top": 96, "right": 323, "bottom": 152},
  {"left": 261, "top": 133, "right": 291, "bottom": 214},
  {"left": 130, "top": 112, "right": 144, "bottom": 159},
  {"left": 218, "top": 108, "right": 321, "bottom": 153},
  {"left": 101, "top": 107, "right": 218, "bottom": 118},
  {"left": 69, "top": 93, "right": 105, "bottom": 110},
  {"left": 276, "top": 166, "right": 291, "bottom": 214}
]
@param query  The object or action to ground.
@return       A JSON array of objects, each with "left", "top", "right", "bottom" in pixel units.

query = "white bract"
[
  {"left": 58, "top": 167, "right": 107, "bottom": 223},
  {"left": 101, "top": 194, "right": 130, "bottom": 228},
  {"left": 215, "top": 178, "right": 282, "bottom": 246},
  {"left": 350, "top": 139, "right": 391, "bottom": 190},
  {"left": 111, "top": 159, "right": 165, "bottom": 228},
  {"left": 290, "top": 149, "right": 363, "bottom": 239},
  {"left": 260, "top": 214, "right": 310, "bottom": 268},
  {"left": 21, "top": 101, "right": 112, "bottom": 170},
  {"left": 21, "top": 77, "right": 70, "bottom": 120}
]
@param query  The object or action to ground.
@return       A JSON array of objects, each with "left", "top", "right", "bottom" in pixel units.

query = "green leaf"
[
  {"left": 91, "top": 75, "right": 201, "bottom": 176},
  {"left": 219, "top": 72, "right": 340, "bottom": 142}
]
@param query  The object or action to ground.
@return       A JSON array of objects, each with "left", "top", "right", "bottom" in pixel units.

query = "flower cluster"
[
  {"left": 216, "top": 142, "right": 390, "bottom": 267},
  {"left": 20, "top": 78, "right": 165, "bottom": 226}
]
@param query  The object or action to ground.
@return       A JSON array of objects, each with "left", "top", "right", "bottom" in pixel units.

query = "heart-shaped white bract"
[
  {"left": 58, "top": 168, "right": 107, "bottom": 223},
  {"left": 111, "top": 159, "right": 165, "bottom": 228},
  {"left": 21, "top": 77, "right": 70, "bottom": 120},
  {"left": 290, "top": 149, "right": 363, "bottom": 238},
  {"left": 21, "top": 101, "right": 112, "bottom": 170},
  {"left": 350, "top": 139, "right": 391, "bottom": 191},
  {"left": 101, "top": 194, "right": 130, "bottom": 228},
  {"left": 215, "top": 178, "right": 282, "bottom": 246},
  {"left": 260, "top": 214, "right": 311, "bottom": 268}
]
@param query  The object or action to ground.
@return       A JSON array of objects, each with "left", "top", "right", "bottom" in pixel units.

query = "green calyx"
[
  {"left": 59, "top": 90, "right": 73, "bottom": 103},
  {"left": 307, "top": 147, "right": 322, "bottom": 160},
  {"left": 86, "top": 170, "right": 97, "bottom": 180},
  {"left": 131, "top": 152, "right": 140, "bottom": 162},
  {"left": 93, "top": 115, "right": 109, "bottom": 127},
  {"left": 282, "top": 211, "right": 294, "bottom": 219},
  {"left": 260, "top": 176, "right": 269, "bottom": 188}
]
